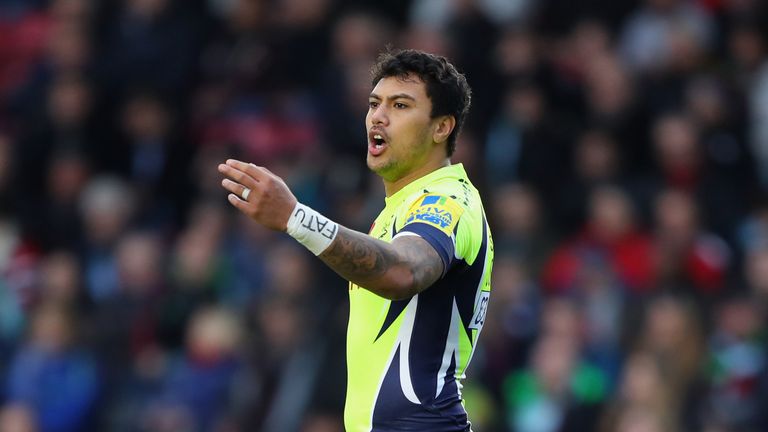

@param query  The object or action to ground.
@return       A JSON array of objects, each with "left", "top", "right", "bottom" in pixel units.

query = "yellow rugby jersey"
[{"left": 345, "top": 163, "right": 494, "bottom": 432}]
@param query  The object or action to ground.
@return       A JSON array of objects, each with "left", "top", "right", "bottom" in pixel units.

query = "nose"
[{"left": 369, "top": 104, "right": 388, "bottom": 126}]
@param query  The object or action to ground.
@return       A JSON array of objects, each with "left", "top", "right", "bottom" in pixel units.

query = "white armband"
[{"left": 286, "top": 202, "right": 339, "bottom": 255}]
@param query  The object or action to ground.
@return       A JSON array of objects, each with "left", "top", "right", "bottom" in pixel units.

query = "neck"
[{"left": 383, "top": 157, "right": 451, "bottom": 197}]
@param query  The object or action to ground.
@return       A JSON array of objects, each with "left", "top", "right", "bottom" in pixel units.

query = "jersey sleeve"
[{"left": 396, "top": 193, "right": 465, "bottom": 276}]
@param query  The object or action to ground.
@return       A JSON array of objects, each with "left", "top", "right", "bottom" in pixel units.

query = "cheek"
[{"left": 400, "top": 116, "right": 429, "bottom": 140}]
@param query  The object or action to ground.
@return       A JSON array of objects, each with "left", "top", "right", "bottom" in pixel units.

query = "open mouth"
[{"left": 368, "top": 130, "right": 388, "bottom": 156}]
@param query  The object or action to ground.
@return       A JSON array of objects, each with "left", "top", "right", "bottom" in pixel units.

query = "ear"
[{"left": 432, "top": 115, "right": 456, "bottom": 144}]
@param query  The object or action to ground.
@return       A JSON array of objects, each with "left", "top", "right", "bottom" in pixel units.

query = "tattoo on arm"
[
  {"left": 395, "top": 235, "right": 443, "bottom": 289},
  {"left": 318, "top": 226, "right": 443, "bottom": 299},
  {"left": 320, "top": 227, "right": 393, "bottom": 279}
]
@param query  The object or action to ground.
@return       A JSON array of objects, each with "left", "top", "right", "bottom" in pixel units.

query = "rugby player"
[{"left": 219, "top": 49, "right": 493, "bottom": 432}]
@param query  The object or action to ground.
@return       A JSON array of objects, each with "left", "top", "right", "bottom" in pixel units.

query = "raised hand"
[{"left": 218, "top": 159, "right": 297, "bottom": 232}]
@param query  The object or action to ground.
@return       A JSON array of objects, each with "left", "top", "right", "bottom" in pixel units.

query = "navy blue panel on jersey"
[{"left": 372, "top": 348, "right": 470, "bottom": 432}]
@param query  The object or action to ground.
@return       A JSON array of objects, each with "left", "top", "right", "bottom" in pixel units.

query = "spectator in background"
[
  {"left": 548, "top": 19, "right": 614, "bottom": 115},
  {"left": 37, "top": 151, "right": 89, "bottom": 250},
  {"left": 685, "top": 76, "right": 748, "bottom": 176},
  {"left": 114, "top": 91, "right": 191, "bottom": 229},
  {"left": 491, "top": 25, "right": 544, "bottom": 88},
  {"left": 36, "top": 250, "right": 87, "bottom": 311},
  {"left": 645, "top": 111, "right": 749, "bottom": 242},
  {"left": 632, "top": 294, "right": 706, "bottom": 430},
  {"left": 619, "top": 0, "right": 714, "bottom": 75},
  {"left": 6, "top": 0, "right": 94, "bottom": 122},
  {"left": 15, "top": 75, "right": 97, "bottom": 245},
  {"left": 726, "top": 19, "right": 766, "bottom": 91},
  {"left": 556, "top": 129, "right": 625, "bottom": 233},
  {"left": 580, "top": 53, "right": 652, "bottom": 177},
  {"left": 484, "top": 81, "right": 575, "bottom": 206},
  {"left": 702, "top": 295, "right": 767, "bottom": 430},
  {"left": 543, "top": 185, "right": 655, "bottom": 295},
  {"left": 141, "top": 306, "right": 247, "bottom": 432},
  {"left": 600, "top": 351, "right": 679, "bottom": 432},
  {"left": 481, "top": 252, "right": 541, "bottom": 394},
  {"left": 483, "top": 84, "right": 532, "bottom": 186},
  {"left": 0, "top": 2, "right": 48, "bottom": 114},
  {"left": 0, "top": 403, "right": 38, "bottom": 432},
  {"left": 221, "top": 211, "right": 275, "bottom": 308},
  {"left": 78, "top": 176, "right": 135, "bottom": 302},
  {"left": 684, "top": 75, "right": 756, "bottom": 237},
  {"left": 247, "top": 293, "right": 311, "bottom": 431},
  {"left": 502, "top": 299, "right": 608, "bottom": 432},
  {"left": 491, "top": 182, "right": 554, "bottom": 274},
  {"left": 5, "top": 303, "right": 100, "bottom": 432},
  {"left": 649, "top": 113, "right": 704, "bottom": 192},
  {"left": 570, "top": 252, "right": 627, "bottom": 385},
  {"left": 88, "top": 230, "right": 167, "bottom": 427},
  {"left": 652, "top": 188, "right": 731, "bottom": 294}
]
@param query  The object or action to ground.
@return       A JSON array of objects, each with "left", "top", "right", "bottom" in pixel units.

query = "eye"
[
  {"left": 394, "top": 102, "right": 408, "bottom": 109},
  {"left": 368, "top": 101, "right": 379, "bottom": 109}
]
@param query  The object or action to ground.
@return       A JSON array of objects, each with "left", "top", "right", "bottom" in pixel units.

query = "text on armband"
[{"left": 294, "top": 208, "right": 338, "bottom": 240}]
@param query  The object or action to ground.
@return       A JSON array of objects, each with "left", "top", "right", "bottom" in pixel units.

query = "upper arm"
[{"left": 390, "top": 233, "right": 444, "bottom": 294}]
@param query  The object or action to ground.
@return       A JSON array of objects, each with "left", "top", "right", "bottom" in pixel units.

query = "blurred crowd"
[{"left": 1, "top": 0, "right": 768, "bottom": 431}]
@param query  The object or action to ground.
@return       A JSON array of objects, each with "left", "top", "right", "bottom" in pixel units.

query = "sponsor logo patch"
[{"left": 404, "top": 194, "right": 464, "bottom": 235}]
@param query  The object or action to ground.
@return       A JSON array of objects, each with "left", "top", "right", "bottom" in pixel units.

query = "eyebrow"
[{"left": 369, "top": 93, "right": 417, "bottom": 102}]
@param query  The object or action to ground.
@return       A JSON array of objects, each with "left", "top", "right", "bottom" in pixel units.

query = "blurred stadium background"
[{"left": 1, "top": 0, "right": 768, "bottom": 431}]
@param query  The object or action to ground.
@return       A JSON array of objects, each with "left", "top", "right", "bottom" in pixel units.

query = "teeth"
[{"left": 374, "top": 134, "right": 382, "bottom": 140}]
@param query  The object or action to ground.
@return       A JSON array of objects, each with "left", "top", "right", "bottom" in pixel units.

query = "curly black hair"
[{"left": 370, "top": 49, "right": 472, "bottom": 157}]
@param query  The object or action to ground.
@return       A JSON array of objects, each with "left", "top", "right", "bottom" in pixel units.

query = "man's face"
[{"left": 366, "top": 74, "right": 436, "bottom": 182}]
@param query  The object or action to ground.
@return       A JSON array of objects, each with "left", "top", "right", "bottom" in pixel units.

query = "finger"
[
  {"left": 226, "top": 193, "right": 250, "bottom": 211},
  {"left": 225, "top": 159, "right": 270, "bottom": 181},
  {"left": 221, "top": 178, "right": 250, "bottom": 200},
  {"left": 218, "top": 163, "right": 259, "bottom": 189}
]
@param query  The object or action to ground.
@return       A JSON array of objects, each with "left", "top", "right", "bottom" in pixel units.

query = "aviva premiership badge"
[{"left": 405, "top": 194, "right": 464, "bottom": 235}]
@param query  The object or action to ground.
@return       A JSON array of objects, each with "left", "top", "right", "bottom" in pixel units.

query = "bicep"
[{"left": 391, "top": 234, "right": 444, "bottom": 293}]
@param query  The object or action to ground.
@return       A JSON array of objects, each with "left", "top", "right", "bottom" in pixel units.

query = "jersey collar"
[{"left": 384, "top": 163, "right": 467, "bottom": 206}]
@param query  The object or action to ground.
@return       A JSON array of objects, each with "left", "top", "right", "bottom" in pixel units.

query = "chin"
[
  {"left": 366, "top": 154, "right": 385, "bottom": 172},
  {"left": 367, "top": 157, "right": 395, "bottom": 179}
]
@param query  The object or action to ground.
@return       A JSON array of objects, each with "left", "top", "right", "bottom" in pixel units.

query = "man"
[{"left": 219, "top": 49, "right": 493, "bottom": 431}]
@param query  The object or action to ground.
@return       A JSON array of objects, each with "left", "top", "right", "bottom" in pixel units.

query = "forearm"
[{"left": 318, "top": 226, "right": 440, "bottom": 300}]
